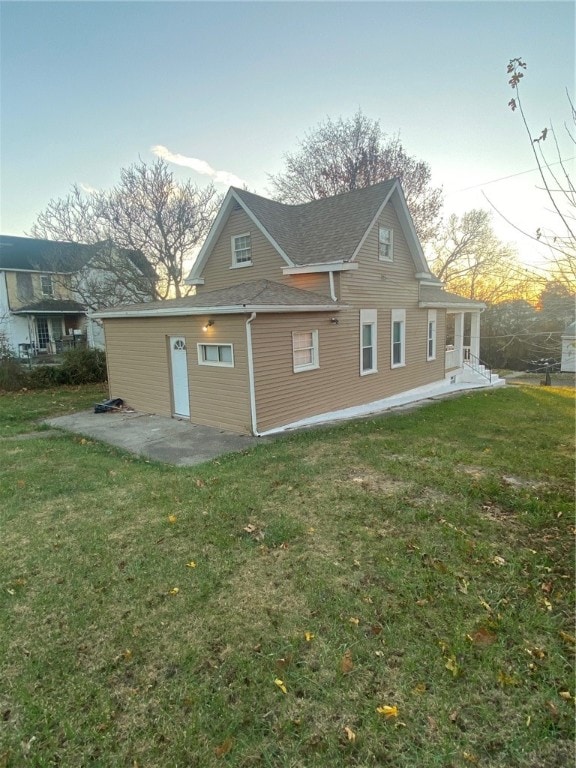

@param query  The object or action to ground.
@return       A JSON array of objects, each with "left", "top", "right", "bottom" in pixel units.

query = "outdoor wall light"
[
  {"left": 202, "top": 320, "right": 214, "bottom": 331},
  {"left": 330, "top": 317, "right": 339, "bottom": 325}
]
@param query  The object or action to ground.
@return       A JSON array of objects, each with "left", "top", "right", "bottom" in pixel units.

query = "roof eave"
[
  {"left": 93, "top": 303, "right": 348, "bottom": 320},
  {"left": 419, "top": 301, "right": 486, "bottom": 311},
  {"left": 282, "top": 262, "right": 358, "bottom": 275}
]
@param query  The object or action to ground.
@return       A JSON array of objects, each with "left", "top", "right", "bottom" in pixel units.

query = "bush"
[
  {"left": 0, "top": 355, "right": 30, "bottom": 391},
  {"left": 58, "top": 348, "right": 107, "bottom": 385},
  {"left": 28, "top": 365, "right": 62, "bottom": 388}
]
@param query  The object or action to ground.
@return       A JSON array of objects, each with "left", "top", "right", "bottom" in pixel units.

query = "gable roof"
[
  {"left": 187, "top": 179, "right": 433, "bottom": 281},
  {"left": 93, "top": 279, "right": 345, "bottom": 319},
  {"left": 0, "top": 235, "right": 153, "bottom": 278}
]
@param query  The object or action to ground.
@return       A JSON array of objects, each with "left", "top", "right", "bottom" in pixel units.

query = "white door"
[{"left": 169, "top": 337, "right": 190, "bottom": 418}]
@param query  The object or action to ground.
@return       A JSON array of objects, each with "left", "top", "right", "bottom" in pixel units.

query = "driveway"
[{"left": 44, "top": 410, "right": 266, "bottom": 467}]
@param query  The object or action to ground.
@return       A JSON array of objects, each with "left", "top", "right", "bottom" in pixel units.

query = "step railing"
[{"left": 463, "top": 350, "right": 493, "bottom": 382}]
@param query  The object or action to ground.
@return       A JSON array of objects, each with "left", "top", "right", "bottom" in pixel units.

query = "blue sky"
[{"left": 1, "top": 1, "right": 574, "bottom": 267}]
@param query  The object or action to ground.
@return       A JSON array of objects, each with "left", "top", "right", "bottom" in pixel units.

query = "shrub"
[
  {"left": 58, "top": 348, "right": 107, "bottom": 385},
  {"left": 28, "top": 365, "right": 62, "bottom": 388},
  {"left": 0, "top": 355, "right": 30, "bottom": 391}
]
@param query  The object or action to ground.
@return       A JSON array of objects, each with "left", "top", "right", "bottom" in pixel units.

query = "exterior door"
[{"left": 169, "top": 336, "right": 190, "bottom": 418}]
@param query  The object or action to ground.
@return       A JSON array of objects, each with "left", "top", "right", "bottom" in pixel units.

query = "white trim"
[
  {"left": 351, "top": 184, "right": 395, "bottom": 260},
  {"left": 427, "top": 309, "right": 437, "bottom": 361},
  {"left": 245, "top": 312, "right": 259, "bottom": 435},
  {"left": 282, "top": 262, "right": 358, "bottom": 275},
  {"left": 391, "top": 308, "right": 406, "bottom": 368},
  {"left": 378, "top": 226, "right": 393, "bottom": 262},
  {"left": 292, "top": 329, "right": 319, "bottom": 373},
  {"left": 360, "top": 308, "right": 377, "bottom": 375},
  {"left": 419, "top": 301, "right": 486, "bottom": 311},
  {"left": 197, "top": 342, "right": 235, "bottom": 367},
  {"left": 187, "top": 277, "right": 205, "bottom": 286},
  {"left": 93, "top": 304, "right": 345, "bottom": 319}
]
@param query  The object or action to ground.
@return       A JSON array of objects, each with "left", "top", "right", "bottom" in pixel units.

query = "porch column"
[
  {"left": 469, "top": 312, "right": 481, "bottom": 359},
  {"left": 454, "top": 312, "right": 464, "bottom": 367}
]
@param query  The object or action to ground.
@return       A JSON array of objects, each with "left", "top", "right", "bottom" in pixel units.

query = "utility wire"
[{"left": 445, "top": 157, "right": 576, "bottom": 195}]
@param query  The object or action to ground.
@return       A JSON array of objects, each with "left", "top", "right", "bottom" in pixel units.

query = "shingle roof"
[
  {"left": 232, "top": 179, "right": 397, "bottom": 265},
  {"left": 95, "top": 279, "right": 342, "bottom": 317},
  {"left": 0, "top": 235, "right": 153, "bottom": 278},
  {"left": 12, "top": 299, "right": 86, "bottom": 314},
  {"left": 419, "top": 285, "right": 486, "bottom": 309}
]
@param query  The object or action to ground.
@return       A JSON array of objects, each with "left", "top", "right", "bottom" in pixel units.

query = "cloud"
[
  {"left": 80, "top": 182, "right": 99, "bottom": 194},
  {"left": 151, "top": 145, "right": 246, "bottom": 188}
]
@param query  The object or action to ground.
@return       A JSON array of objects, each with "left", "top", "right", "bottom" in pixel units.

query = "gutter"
[
  {"left": 328, "top": 271, "right": 337, "bottom": 302},
  {"left": 245, "top": 312, "right": 260, "bottom": 437}
]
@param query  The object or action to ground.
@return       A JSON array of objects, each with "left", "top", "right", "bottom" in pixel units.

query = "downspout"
[
  {"left": 245, "top": 312, "right": 260, "bottom": 436},
  {"left": 328, "top": 271, "right": 337, "bottom": 302}
]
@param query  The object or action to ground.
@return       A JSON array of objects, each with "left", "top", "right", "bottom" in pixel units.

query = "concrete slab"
[{"left": 44, "top": 410, "right": 266, "bottom": 467}]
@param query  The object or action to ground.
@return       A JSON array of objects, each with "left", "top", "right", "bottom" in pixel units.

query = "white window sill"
[
  {"left": 360, "top": 369, "right": 378, "bottom": 376},
  {"left": 293, "top": 363, "right": 319, "bottom": 373},
  {"left": 427, "top": 356, "right": 436, "bottom": 362},
  {"left": 230, "top": 262, "right": 252, "bottom": 269},
  {"left": 378, "top": 257, "right": 394, "bottom": 263},
  {"left": 391, "top": 362, "right": 406, "bottom": 369},
  {"left": 198, "top": 360, "right": 234, "bottom": 368}
]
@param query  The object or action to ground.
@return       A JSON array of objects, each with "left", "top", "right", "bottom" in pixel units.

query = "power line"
[{"left": 446, "top": 157, "right": 576, "bottom": 195}]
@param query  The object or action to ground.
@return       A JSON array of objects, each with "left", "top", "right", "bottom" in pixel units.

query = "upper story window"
[
  {"left": 378, "top": 227, "right": 393, "bottom": 262},
  {"left": 16, "top": 272, "right": 33, "bottom": 301},
  {"left": 360, "top": 309, "right": 377, "bottom": 375},
  {"left": 292, "top": 330, "right": 319, "bottom": 372},
  {"left": 40, "top": 274, "right": 54, "bottom": 297},
  {"left": 231, "top": 233, "right": 252, "bottom": 267}
]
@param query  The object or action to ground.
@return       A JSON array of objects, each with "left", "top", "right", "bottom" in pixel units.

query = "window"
[
  {"left": 391, "top": 309, "right": 406, "bottom": 368},
  {"left": 292, "top": 330, "right": 319, "bottom": 372},
  {"left": 427, "top": 310, "right": 437, "bottom": 361},
  {"left": 378, "top": 227, "right": 393, "bottom": 262},
  {"left": 16, "top": 272, "right": 33, "bottom": 301},
  {"left": 360, "top": 309, "right": 377, "bottom": 375},
  {"left": 231, "top": 233, "right": 252, "bottom": 267},
  {"left": 197, "top": 343, "right": 234, "bottom": 367},
  {"left": 40, "top": 274, "right": 54, "bottom": 297}
]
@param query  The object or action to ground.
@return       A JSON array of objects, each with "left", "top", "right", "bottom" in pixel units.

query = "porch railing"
[
  {"left": 463, "top": 350, "right": 493, "bottom": 382},
  {"left": 445, "top": 345, "right": 460, "bottom": 370}
]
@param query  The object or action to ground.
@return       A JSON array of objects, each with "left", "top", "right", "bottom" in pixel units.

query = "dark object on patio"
[{"left": 94, "top": 398, "right": 124, "bottom": 414}]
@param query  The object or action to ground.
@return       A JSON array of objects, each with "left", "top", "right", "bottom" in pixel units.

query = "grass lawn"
[{"left": 1, "top": 384, "right": 574, "bottom": 767}]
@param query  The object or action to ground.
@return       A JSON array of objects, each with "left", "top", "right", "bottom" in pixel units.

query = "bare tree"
[
  {"left": 431, "top": 209, "right": 538, "bottom": 304},
  {"left": 268, "top": 110, "right": 444, "bottom": 245},
  {"left": 31, "top": 159, "right": 222, "bottom": 302},
  {"left": 498, "top": 58, "right": 576, "bottom": 290}
]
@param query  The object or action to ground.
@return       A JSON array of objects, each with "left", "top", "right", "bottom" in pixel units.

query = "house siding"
[
  {"left": 103, "top": 315, "right": 252, "bottom": 433},
  {"left": 4, "top": 270, "right": 71, "bottom": 310}
]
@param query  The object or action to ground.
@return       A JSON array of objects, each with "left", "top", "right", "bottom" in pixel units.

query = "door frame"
[{"left": 168, "top": 335, "right": 191, "bottom": 418}]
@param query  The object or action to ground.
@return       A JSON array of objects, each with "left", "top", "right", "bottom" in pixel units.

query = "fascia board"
[
  {"left": 12, "top": 309, "right": 85, "bottom": 315},
  {"left": 282, "top": 262, "right": 358, "bottom": 275},
  {"left": 0, "top": 267, "right": 74, "bottom": 275},
  {"left": 350, "top": 182, "right": 396, "bottom": 261},
  {"left": 93, "top": 303, "right": 348, "bottom": 320},
  {"left": 419, "top": 301, "right": 486, "bottom": 311},
  {"left": 233, "top": 194, "right": 294, "bottom": 267},
  {"left": 184, "top": 189, "right": 237, "bottom": 283}
]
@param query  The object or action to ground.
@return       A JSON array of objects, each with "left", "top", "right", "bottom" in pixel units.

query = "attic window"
[
  {"left": 378, "top": 227, "right": 393, "bottom": 262},
  {"left": 232, "top": 233, "right": 252, "bottom": 267}
]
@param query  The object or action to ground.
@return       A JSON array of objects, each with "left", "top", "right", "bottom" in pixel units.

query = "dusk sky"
[{"left": 1, "top": 1, "right": 573, "bottom": 270}]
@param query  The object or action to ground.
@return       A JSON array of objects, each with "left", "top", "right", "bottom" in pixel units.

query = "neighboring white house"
[
  {"left": 561, "top": 320, "right": 576, "bottom": 372},
  {"left": 0, "top": 235, "right": 154, "bottom": 355}
]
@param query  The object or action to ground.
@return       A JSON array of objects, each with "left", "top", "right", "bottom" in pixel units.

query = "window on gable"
[
  {"left": 360, "top": 309, "right": 377, "bottom": 375},
  {"left": 232, "top": 233, "right": 252, "bottom": 267},
  {"left": 16, "top": 272, "right": 33, "bottom": 301},
  {"left": 391, "top": 309, "right": 406, "bottom": 368},
  {"left": 378, "top": 227, "right": 393, "bottom": 262},
  {"left": 427, "top": 310, "right": 437, "bottom": 361},
  {"left": 292, "top": 330, "right": 319, "bottom": 372},
  {"left": 40, "top": 274, "right": 54, "bottom": 297},
  {"left": 197, "top": 343, "right": 234, "bottom": 367}
]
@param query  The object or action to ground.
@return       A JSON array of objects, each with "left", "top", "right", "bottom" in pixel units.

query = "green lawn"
[{"left": 1, "top": 385, "right": 574, "bottom": 767}]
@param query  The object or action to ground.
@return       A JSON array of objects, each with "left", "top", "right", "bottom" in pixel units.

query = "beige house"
[{"left": 96, "top": 180, "right": 499, "bottom": 435}]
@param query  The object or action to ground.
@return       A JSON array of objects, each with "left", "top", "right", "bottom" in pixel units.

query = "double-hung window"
[
  {"left": 40, "top": 274, "right": 54, "bottom": 297},
  {"left": 391, "top": 309, "right": 406, "bottom": 368},
  {"left": 378, "top": 227, "right": 393, "bottom": 262},
  {"left": 427, "top": 310, "right": 437, "bottom": 361},
  {"left": 292, "top": 330, "right": 319, "bottom": 372},
  {"left": 232, "top": 233, "right": 252, "bottom": 267},
  {"left": 197, "top": 343, "right": 234, "bottom": 367},
  {"left": 360, "top": 309, "right": 377, "bottom": 375}
]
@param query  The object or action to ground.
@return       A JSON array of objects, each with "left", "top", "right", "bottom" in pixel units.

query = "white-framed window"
[
  {"left": 197, "top": 343, "right": 234, "bottom": 367},
  {"left": 292, "top": 330, "right": 319, "bottom": 372},
  {"left": 231, "top": 233, "right": 252, "bottom": 267},
  {"left": 391, "top": 309, "right": 406, "bottom": 368},
  {"left": 360, "top": 309, "right": 377, "bottom": 375},
  {"left": 40, "top": 274, "right": 54, "bottom": 297},
  {"left": 378, "top": 226, "right": 393, "bottom": 262},
  {"left": 427, "top": 310, "right": 437, "bottom": 361}
]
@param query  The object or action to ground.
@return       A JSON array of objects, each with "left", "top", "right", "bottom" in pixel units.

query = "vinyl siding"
[
  {"left": 103, "top": 315, "right": 252, "bottom": 433},
  {"left": 4, "top": 270, "right": 71, "bottom": 309}
]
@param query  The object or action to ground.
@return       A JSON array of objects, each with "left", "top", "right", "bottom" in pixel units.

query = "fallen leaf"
[
  {"left": 122, "top": 649, "right": 133, "bottom": 661},
  {"left": 343, "top": 726, "right": 356, "bottom": 742},
  {"left": 497, "top": 670, "right": 519, "bottom": 687},
  {"left": 274, "top": 678, "right": 287, "bottom": 694},
  {"left": 559, "top": 691, "right": 572, "bottom": 700},
  {"left": 462, "top": 751, "right": 478, "bottom": 764},
  {"left": 304, "top": 631, "right": 315, "bottom": 642},
  {"left": 547, "top": 700, "right": 559, "bottom": 720},
  {"left": 449, "top": 709, "right": 459, "bottom": 722},
  {"left": 275, "top": 654, "right": 293, "bottom": 671},
  {"left": 470, "top": 627, "right": 497, "bottom": 646},
  {"left": 413, "top": 682, "right": 427, "bottom": 694},
  {"left": 194, "top": 478, "right": 205, "bottom": 488},
  {"left": 168, "top": 514, "right": 177, "bottom": 524},
  {"left": 559, "top": 631, "right": 575, "bottom": 645},
  {"left": 492, "top": 555, "right": 506, "bottom": 566},
  {"left": 349, "top": 617, "right": 360, "bottom": 625},
  {"left": 445, "top": 655, "right": 459, "bottom": 676},
  {"left": 377, "top": 705, "right": 398, "bottom": 718},
  {"left": 542, "top": 597, "right": 553, "bottom": 611},
  {"left": 458, "top": 579, "right": 469, "bottom": 594},
  {"left": 340, "top": 650, "right": 354, "bottom": 675},
  {"left": 169, "top": 587, "right": 180, "bottom": 595},
  {"left": 186, "top": 561, "right": 197, "bottom": 569},
  {"left": 214, "top": 737, "right": 234, "bottom": 757}
]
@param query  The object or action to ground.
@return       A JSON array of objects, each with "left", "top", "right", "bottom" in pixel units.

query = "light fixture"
[
  {"left": 330, "top": 317, "right": 339, "bottom": 325},
  {"left": 202, "top": 320, "right": 214, "bottom": 332}
]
